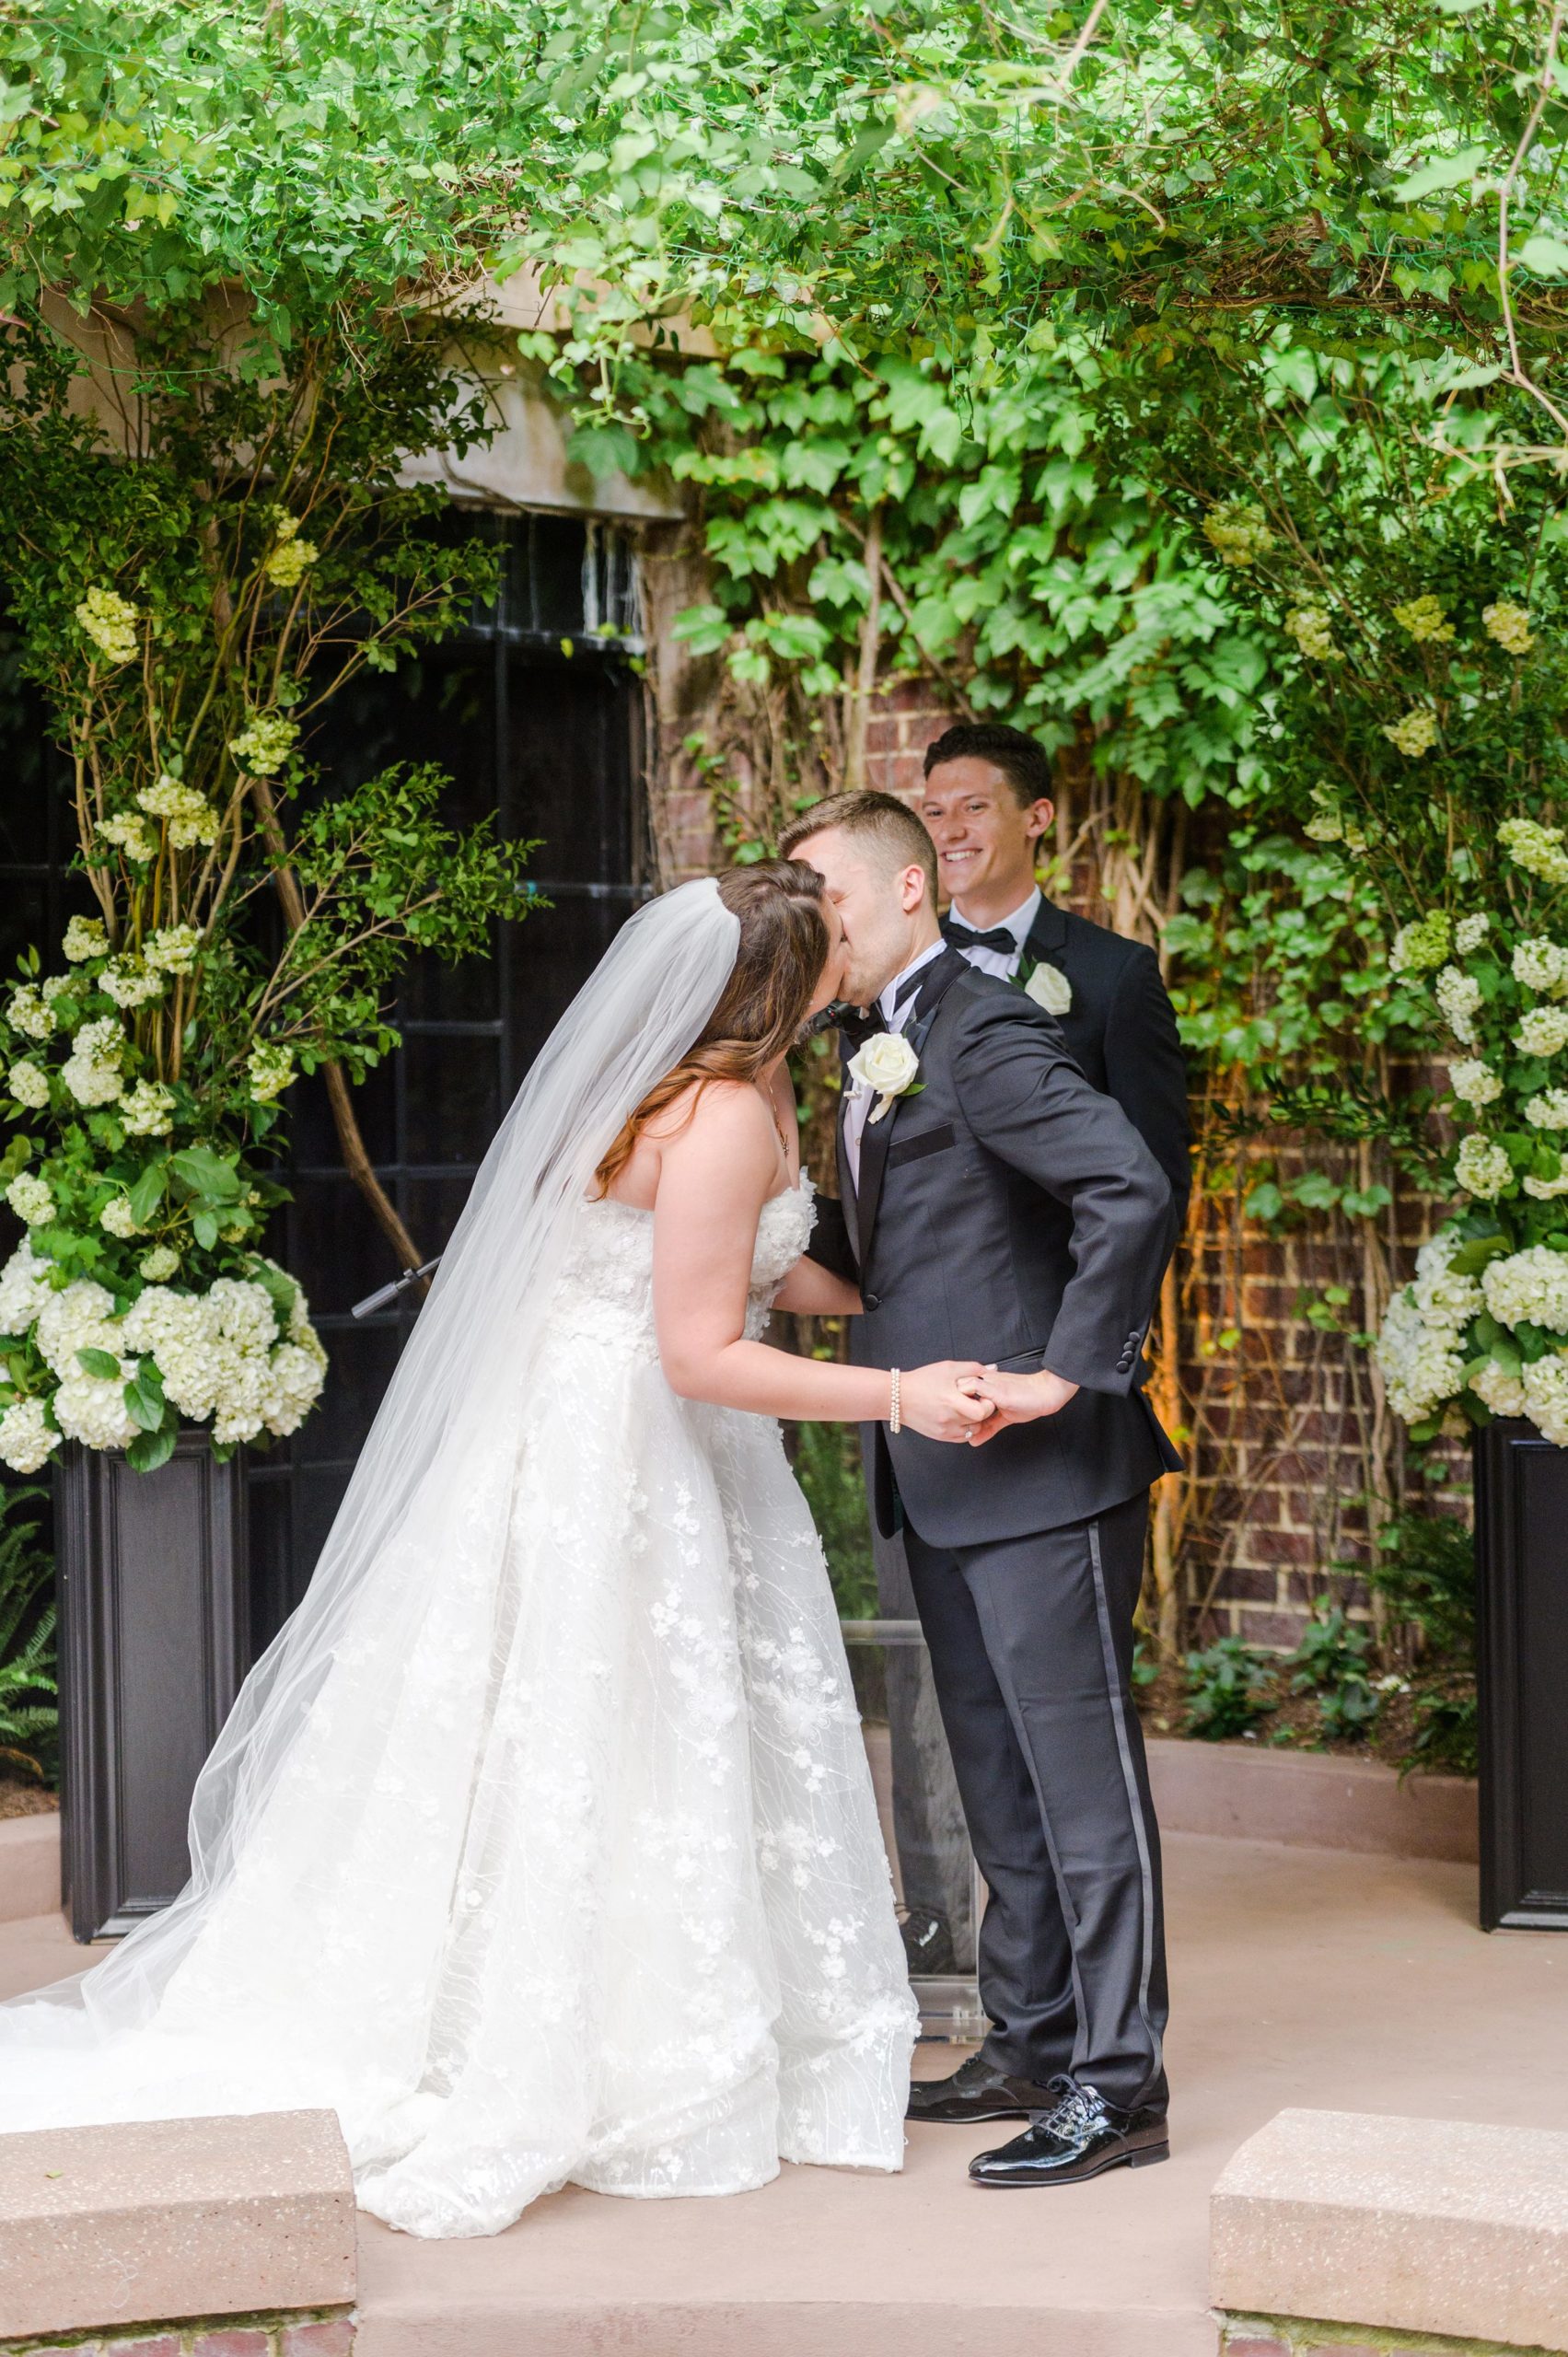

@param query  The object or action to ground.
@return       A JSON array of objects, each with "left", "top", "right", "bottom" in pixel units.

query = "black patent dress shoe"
[
  {"left": 968, "top": 2075, "right": 1169, "bottom": 2186},
  {"left": 900, "top": 1906, "right": 957, "bottom": 1977},
  {"left": 907, "top": 2050, "right": 1059, "bottom": 2124}
]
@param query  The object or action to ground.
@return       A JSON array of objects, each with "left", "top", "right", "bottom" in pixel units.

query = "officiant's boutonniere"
[
  {"left": 847, "top": 1031, "right": 923, "bottom": 1125},
  {"left": 1021, "top": 958, "right": 1072, "bottom": 1016}
]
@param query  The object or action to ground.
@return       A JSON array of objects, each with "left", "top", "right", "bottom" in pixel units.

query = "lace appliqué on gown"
[{"left": 0, "top": 1174, "right": 916, "bottom": 2240}]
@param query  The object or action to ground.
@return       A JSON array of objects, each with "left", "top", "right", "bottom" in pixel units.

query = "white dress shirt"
[
  {"left": 842, "top": 936, "right": 946, "bottom": 1192},
  {"left": 948, "top": 886, "right": 1042, "bottom": 981}
]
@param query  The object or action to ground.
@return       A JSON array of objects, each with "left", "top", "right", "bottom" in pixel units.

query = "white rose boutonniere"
[
  {"left": 847, "top": 1030, "right": 923, "bottom": 1125},
  {"left": 1024, "top": 960, "right": 1073, "bottom": 1016}
]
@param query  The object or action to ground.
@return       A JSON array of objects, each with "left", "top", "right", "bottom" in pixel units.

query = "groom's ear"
[
  {"left": 1024, "top": 796, "right": 1054, "bottom": 843},
  {"left": 898, "top": 860, "right": 933, "bottom": 914}
]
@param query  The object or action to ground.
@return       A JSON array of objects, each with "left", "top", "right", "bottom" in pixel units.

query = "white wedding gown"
[{"left": 0, "top": 1175, "right": 917, "bottom": 2237}]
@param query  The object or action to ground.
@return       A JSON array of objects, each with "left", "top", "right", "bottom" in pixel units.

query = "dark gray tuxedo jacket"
[
  {"left": 828, "top": 947, "right": 1181, "bottom": 1549},
  {"left": 1011, "top": 900, "right": 1191, "bottom": 1226}
]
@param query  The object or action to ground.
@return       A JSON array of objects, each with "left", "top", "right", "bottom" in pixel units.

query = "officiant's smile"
[{"left": 921, "top": 737, "right": 1054, "bottom": 930}]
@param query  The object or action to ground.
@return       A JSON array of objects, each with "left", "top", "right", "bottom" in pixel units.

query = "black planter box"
[
  {"left": 54, "top": 1432, "right": 249, "bottom": 1942},
  {"left": 1474, "top": 1419, "right": 1568, "bottom": 1930}
]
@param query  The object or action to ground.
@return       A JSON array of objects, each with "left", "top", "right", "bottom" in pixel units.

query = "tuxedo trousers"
[{"left": 902, "top": 1489, "right": 1168, "bottom": 2112}]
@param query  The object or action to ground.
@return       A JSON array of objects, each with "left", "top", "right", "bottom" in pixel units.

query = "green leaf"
[
  {"left": 168, "top": 1147, "right": 241, "bottom": 1202},
  {"left": 75, "top": 1346, "right": 122, "bottom": 1380},
  {"left": 127, "top": 1426, "right": 179, "bottom": 1474},
  {"left": 1515, "top": 234, "right": 1568, "bottom": 279},
  {"left": 1391, "top": 148, "right": 1490, "bottom": 203},
  {"left": 122, "top": 1374, "right": 165, "bottom": 1434},
  {"left": 127, "top": 1160, "right": 168, "bottom": 1225},
  {"left": 192, "top": 1208, "right": 220, "bottom": 1250}
]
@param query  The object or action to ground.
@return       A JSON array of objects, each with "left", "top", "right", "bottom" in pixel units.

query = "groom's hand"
[
  {"left": 960, "top": 1365, "right": 1081, "bottom": 1446},
  {"left": 901, "top": 1362, "right": 997, "bottom": 1443}
]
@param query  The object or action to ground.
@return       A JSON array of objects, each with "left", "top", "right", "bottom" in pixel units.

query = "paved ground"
[{"left": 6, "top": 1833, "right": 1566, "bottom": 2357}]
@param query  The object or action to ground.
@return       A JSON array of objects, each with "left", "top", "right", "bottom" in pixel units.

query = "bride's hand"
[{"left": 899, "top": 1362, "right": 997, "bottom": 1443}]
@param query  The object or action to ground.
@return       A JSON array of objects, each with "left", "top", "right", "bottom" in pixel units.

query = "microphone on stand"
[{"left": 351, "top": 1256, "right": 442, "bottom": 1320}]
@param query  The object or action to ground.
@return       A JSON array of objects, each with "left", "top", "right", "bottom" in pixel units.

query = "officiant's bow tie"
[{"left": 942, "top": 916, "right": 1020, "bottom": 958}]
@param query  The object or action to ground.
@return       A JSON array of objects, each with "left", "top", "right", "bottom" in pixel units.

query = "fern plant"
[{"left": 0, "top": 1484, "right": 57, "bottom": 1782}]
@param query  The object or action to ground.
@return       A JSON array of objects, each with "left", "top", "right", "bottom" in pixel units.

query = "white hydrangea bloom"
[
  {"left": 6, "top": 985, "right": 55, "bottom": 1040},
  {"left": 145, "top": 925, "right": 202, "bottom": 976},
  {"left": 121, "top": 1079, "right": 175, "bottom": 1138},
  {"left": 99, "top": 958, "right": 164, "bottom": 1009},
  {"left": 6, "top": 1060, "right": 51, "bottom": 1110},
  {"left": 0, "top": 1239, "right": 53, "bottom": 1337},
  {"left": 1435, "top": 965, "right": 1482, "bottom": 1043},
  {"left": 1526, "top": 1089, "right": 1568, "bottom": 1130},
  {"left": 1375, "top": 1291, "right": 1469, "bottom": 1424},
  {"left": 1374, "top": 1228, "right": 1481, "bottom": 1425},
  {"left": 0, "top": 1399, "right": 59, "bottom": 1475},
  {"left": 99, "top": 1196, "right": 142, "bottom": 1238},
  {"left": 1471, "top": 1360, "right": 1529, "bottom": 1420},
  {"left": 61, "top": 1013, "right": 126, "bottom": 1109},
  {"left": 1481, "top": 1245, "right": 1568, "bottom": 1333},
  {"left": 136, "top": 775, "right": 220, "bottom": 850},
  {"left": 75, "top": 586, "right": 140, "bottom": 667},
  {"left": 63, "top": 915, "right": 108, "bottom": 963},
  {"left": 52, "top": 1369, "right": 138, "bottom": 1451},
  {"left": 35, "top": 1278, "right": 121, "bottom": 1375},
  {"left": 1454, "top": 914, "right": 1491, "bottom": 955},
  {"left": 1448, "top": 1059, "right": 1503, "bottom": 1108},
  {"left": 247, "top": 1041, "right": 296, "bottom": 1103},
  {"left": 1499, "top": 819, "right": 1568, "bottom": 886},
  {"left": 1512, "top": 938, "right": 1568, "bottom": 994},
  {"left": 6, "top": 1173, "right": 52, "bottom": 1227},
  {"left": 1483, "top": 602, "right": 1535, "bottom": 657},
  {"left": 1516, "top": 1005, "right": 1568, "bottom": 1057},
  {"left": 138, "top": 1246, "right": 180, "bottom": 1282},
  {"left": 1523, "top": 1353, "right": 1568, "bottom": 1446},
  {"left": 1455, "top": 1134, "right": 1512, "bottom": 1200},
  {"left": 98, "top": 813, "right": 157, "bottom": 865}
]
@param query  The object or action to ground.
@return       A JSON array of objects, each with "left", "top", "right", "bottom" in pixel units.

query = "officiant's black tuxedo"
[{"left": 818, "top": 946, "right": 1181, "bottom": 2111}]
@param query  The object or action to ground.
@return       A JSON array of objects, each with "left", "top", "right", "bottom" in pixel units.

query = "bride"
[{"left": 0, "top": 864, "right": 993, "bottom": 2239}]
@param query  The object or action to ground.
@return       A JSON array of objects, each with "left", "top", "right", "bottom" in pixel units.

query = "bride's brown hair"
[{"left": 593, "top": 861, "right": 831, "bottom": 1197}]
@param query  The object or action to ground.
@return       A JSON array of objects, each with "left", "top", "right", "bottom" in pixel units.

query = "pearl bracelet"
[{"left": 889, "top": 1367, "right": 901, "bottom": 1434}]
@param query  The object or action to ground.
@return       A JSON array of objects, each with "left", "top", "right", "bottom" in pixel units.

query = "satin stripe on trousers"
[{"left": 902, "top": 1490, "right": 1168, "bottom": 2112}]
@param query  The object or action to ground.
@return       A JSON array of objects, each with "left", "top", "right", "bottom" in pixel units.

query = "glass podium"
[{"left": 841, "top": 1616, "right": 986, "bottom": 2043}]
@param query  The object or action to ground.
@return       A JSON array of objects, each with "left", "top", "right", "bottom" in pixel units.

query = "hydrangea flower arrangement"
[
  {"left": 0, "top": 916, "right": 323, "bottom": 1475},
  {"left": 1375, "top": 816, "right": 1568, "bottom": 1446}
]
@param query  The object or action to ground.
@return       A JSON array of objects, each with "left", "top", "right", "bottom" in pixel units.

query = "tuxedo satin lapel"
[
  {"left": 834, "top": 1046, "right": 861, "bottom": 1266},
  {"left": 1024, "top": 900, "right": 1069, "bottom": 966},
  {"left": 855, "top": 948, "right": 969, "bottom": 1260}
]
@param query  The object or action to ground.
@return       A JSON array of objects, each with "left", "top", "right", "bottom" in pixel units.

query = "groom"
[{"left": 782, "top": 788, "right": 1181, "bottom": 2188}]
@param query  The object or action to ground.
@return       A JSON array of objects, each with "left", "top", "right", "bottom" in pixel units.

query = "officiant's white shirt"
[
  {"left": 842, "top": 936, "right": 945, "bottom": 1191},
  {"left": 949, "top": 885, "right": 1042, "bottom": 981}
]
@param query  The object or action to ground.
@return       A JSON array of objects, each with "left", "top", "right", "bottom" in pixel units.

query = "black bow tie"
[
  {"left": 942, "top": 917, "right": 1019, "bottom": 957},
  {"left": 830, "top": 1002, "right": 882, "bottom": 1047}
]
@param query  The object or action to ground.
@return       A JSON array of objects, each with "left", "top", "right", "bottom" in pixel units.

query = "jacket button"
[{"left": 863, "top": 1292, "right": 881, "bottom": 1311}]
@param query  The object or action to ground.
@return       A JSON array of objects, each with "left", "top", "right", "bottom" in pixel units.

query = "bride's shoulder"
[{"left": 650, "top": 1075, "right": 773, "bottom": 1157}]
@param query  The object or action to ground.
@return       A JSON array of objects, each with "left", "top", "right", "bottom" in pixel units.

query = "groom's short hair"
[{"left": 779, "top": 791, "right": 938, "bottom": 906}]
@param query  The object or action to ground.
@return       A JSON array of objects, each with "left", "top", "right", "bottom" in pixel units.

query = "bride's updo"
[{"left": 594, "top": 861, "right": 830, "bottom": 1195}]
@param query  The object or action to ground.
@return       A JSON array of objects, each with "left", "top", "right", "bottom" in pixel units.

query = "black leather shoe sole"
[{"left": 969, "top": 2134, "right": 1170, "bottom": 2187}]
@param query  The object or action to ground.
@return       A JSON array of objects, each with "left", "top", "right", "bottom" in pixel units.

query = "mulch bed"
[
  {"left": 0, "top": 1773, "right": 58, "bottom": 1822},
  {"left": 1134, "top": 1663, "right": 1434, "bottom": 1773}
]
